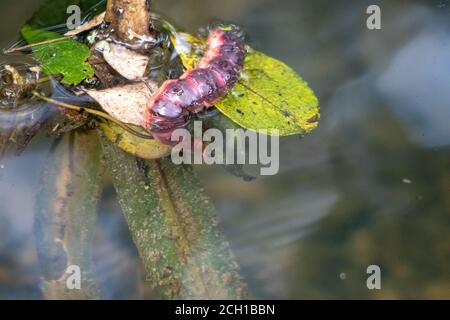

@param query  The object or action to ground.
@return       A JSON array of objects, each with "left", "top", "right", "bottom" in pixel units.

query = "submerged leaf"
[
  {"left": 172, "top": 33, "right": 320, "bottom": 136},
  {"left": 21, "top": 26, "right": 94, "bottom": 85}
]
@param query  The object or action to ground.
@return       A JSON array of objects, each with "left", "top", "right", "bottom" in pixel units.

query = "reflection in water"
[{"left": 0, "top": 0, "right": 449, "bottom": 299}]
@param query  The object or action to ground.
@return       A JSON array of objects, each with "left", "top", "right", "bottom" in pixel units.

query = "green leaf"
[
  {"left": 172, "top": 32, "right": 320, "bottom": 136},
  {"left": 21, "top": 25, "right": 94, "bottom": 85}
]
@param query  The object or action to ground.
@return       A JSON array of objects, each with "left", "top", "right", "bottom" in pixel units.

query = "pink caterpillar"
[{"left": 143, "top": 26, "right": 246, "bottom": 144}]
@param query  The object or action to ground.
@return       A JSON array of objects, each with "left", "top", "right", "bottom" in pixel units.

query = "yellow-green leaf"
[
  {"left": 172, "top": 33, "right": 320, "bottom": 136},
  {"left": 98, "top": 122, "right": 171, "bottom": 160}
]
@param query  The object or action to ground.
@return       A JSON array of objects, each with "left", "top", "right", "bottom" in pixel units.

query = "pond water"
[{"left": 0, "top": 0, "right": 449, "bottom": 299}]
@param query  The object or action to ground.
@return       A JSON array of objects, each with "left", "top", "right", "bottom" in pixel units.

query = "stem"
[
  {"left": 105, "top": 0, "right": 152, "bottom": 43},
  {"left": 32, "top": 91, "right": 154, "bottom": 140},
  {"left": 35, "top": 130, "right": 104, "bottom": 299},
  {"left": 101, "top": 138, "right": 248, "bottom": 299}
]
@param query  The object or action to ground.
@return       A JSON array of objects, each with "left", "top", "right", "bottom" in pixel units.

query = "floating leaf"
[
  {"left": 172, "top": 33, "right": 320, "bottom": 136},
  {"left": 21, "top": 26, "right": 94, "bottom": 85},
  {"left": 0, "top": 65, "right": 54, "bottom": 158},
  {"left": 98, "top": 121, "right": 171, "bottom": 160}
]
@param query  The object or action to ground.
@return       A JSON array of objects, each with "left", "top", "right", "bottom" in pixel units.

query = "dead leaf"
[
  {"left": 101, "top": 42, "right": 149, "bottom": 80},
  {"left": 85, "top": 81, "right": 157, "bottom": 126},
  {"left": 64, "top": 12, "right": 106, "bottom": 37}
]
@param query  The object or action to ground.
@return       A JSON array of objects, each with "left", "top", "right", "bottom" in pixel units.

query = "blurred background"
[{"left": 0, "top": 0, "right": 449, "bottom": 299}]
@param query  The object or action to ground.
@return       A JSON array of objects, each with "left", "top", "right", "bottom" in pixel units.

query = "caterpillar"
[{"left": 143, "top": 25, "right": 246, "bottom": 144}]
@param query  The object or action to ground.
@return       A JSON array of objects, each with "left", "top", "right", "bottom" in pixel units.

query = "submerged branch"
[
  {"left": 3, "top": 36, "right": 72, "bottom": 54},
  {"left": 32, "top": 91, "right": 154, "bottom": 140},
  {"left": 101, "top": 138, "right": 248, "bottom": 299}
]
